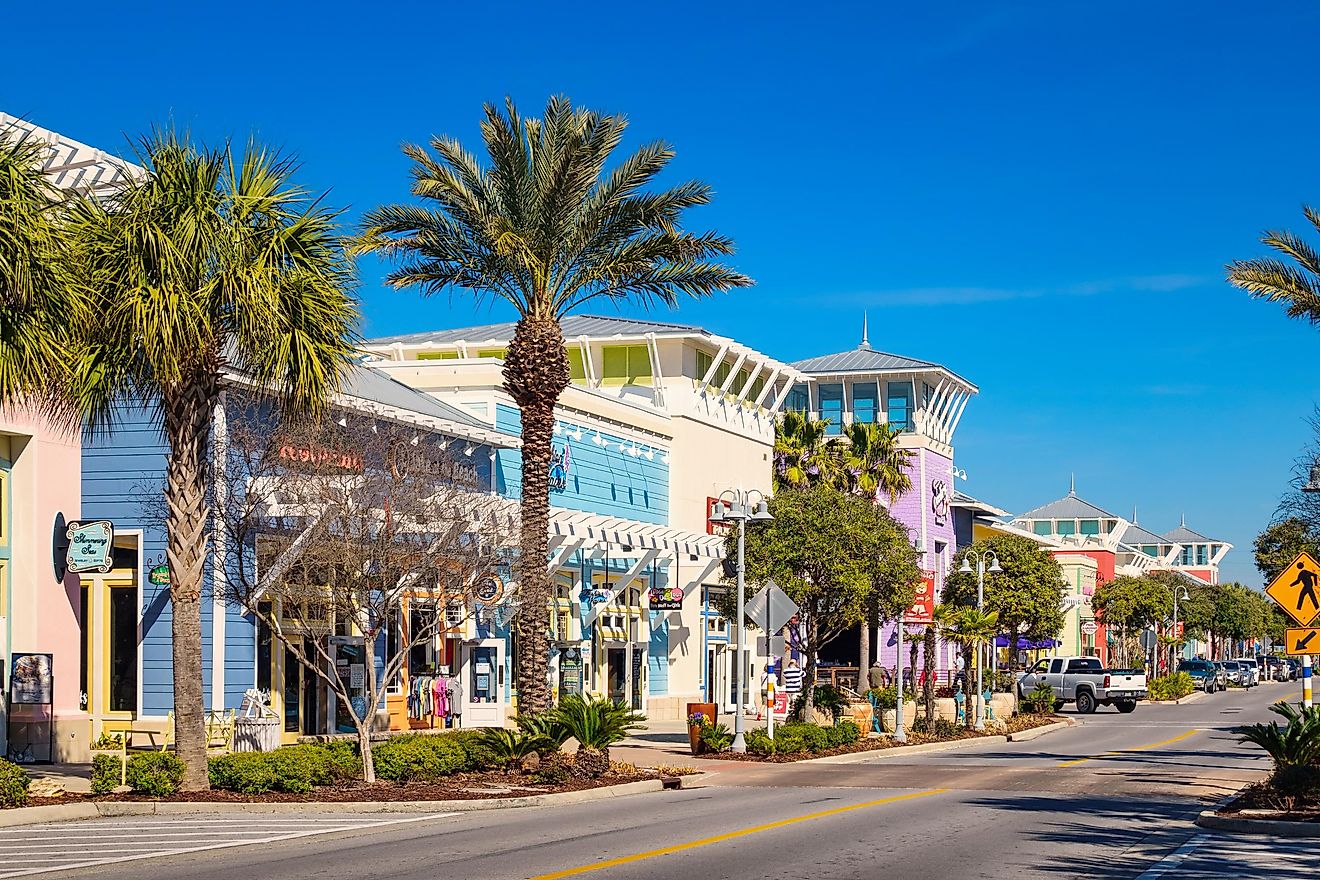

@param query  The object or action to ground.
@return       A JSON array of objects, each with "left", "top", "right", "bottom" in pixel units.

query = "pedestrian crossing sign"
[{"left": 1266, "top": 551, "right": 1320, "bottom": 626}]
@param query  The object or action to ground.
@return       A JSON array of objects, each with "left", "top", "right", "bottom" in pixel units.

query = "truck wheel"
[
  {"left": 1053, "top": 700, "right": 1065, "bottom": 713},
  {"left": 1116, "top": 701, "right": 1137, "bottom": 713},
  {"left": 1076, "top": 691, "right": 1097, "bottom": 714}
]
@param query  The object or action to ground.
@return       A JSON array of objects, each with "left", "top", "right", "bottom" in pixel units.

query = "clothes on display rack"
[{"left": 408, "top": 673, "right": 462, "bottom": 727}]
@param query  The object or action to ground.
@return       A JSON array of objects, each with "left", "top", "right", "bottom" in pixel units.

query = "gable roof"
[
  {"left": 1163, "top": 523, "right": 1217, "bottom": 543},
  {"left": 1120, "top": 522, "right": 1169, "bottom": 547},
  {"left": 369, "top": 314, "right": 710, "bottom": 347},
  {"left": 1015, "top": 491, "right": 1119, "bottom": 521}
]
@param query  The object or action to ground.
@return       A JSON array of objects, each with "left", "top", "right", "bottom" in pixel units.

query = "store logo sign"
[
  {"left": 66, "top": 520, "right": 114, "bottom": 574},
  {"left": 549, "top": 444, "right": 571, "bottom": 493}
]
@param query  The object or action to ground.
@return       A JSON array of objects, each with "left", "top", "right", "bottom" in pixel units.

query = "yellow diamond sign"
[{"left": 1266, "top": 551, "right": 1320, "bottom": 626}]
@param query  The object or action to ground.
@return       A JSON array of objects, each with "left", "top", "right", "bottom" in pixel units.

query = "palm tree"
[
  {"left": 944, "top": 608, "right": 999, "bottom": 729},
  {"left": 59, "top": 132, "right": 359, "bottom": 789},
  {"left": 0, "top": 127, "right": 81, "bottom": 418},
  {"left": 1227, "top": 205, "right": 1320, "bottom": 324},
  {"left": 773, "top": 410, "right": 838, "bottom": 491},
  {"left": 357, "top": 97, "right": 751, "bottom": 713},
  {"left": 923, "top": 603, "right": 959, "bottom": 726},
  {"left": 836, "top": 421, "right": 913, "bottom": 502}
]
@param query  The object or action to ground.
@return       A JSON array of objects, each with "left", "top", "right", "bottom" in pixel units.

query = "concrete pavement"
[{"left": 29, "top": 682, "right": 1320, "bottom": 879}]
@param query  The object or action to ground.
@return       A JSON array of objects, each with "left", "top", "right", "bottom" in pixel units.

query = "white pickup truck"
[{"left": 1016, "top": 656, "right": 1148, "bottom": 714}]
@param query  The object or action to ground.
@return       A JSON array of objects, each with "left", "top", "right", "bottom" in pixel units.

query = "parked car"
[
  {"left": 1222, "top": 660, "right": 1252, "bottom": 688},
  {"left": 1177, "top": 659, "right": 1219, "bottom": 693},
  {"left": 1284, "top": 658, "right": 1302, "bottom": 680},
  {"left": 1211, "top": 661, "right": 1230, "bottom": 688},
  {"left": 1016, "top": 656, "right": 1147, "bottom": 714},
  {"left": 1231, "top": 656, "right": 1261, "bottom": 686},
  {"left": 1263, "top": 656, "right": 1294, "bottom": 681}
]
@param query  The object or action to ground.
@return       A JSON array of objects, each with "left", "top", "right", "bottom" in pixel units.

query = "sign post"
[
  {"left": 1264, "top": 551, "right": 1320, "bottom": 709},
  {"left": 746, "top": 580, "right": 799, "bottom": 739}
]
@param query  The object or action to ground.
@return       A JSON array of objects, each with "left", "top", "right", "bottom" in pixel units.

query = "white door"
[{"left": 463, "top": 640, "right": 505, "bottom": 728}]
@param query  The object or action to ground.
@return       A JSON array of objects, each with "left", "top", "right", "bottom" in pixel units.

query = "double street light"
[
  {"left": 958, "top": 550, "right": 1002, "bottom": 731},
  {"left": 709, "top": 489, "right": 773, "bottom": 754}
]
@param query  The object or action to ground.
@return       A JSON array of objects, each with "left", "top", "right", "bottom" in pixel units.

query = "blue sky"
[{"left": 5, "top": 1, "right": 1317, "bottom": 585}]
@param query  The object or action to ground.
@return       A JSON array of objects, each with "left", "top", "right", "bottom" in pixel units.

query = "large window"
[
  {"left": 417, "top": 351, "right": 459, "bottom": 361},
  {"left": 1033, "top": 521, "right": 1052, "bottom": 537},
  {"left": 1196, "top": 545, "right": 1208, "bottom": 565},
  {"left": 886, "top": 382, "right": 913, "bottom": 431},
  {"left": 567, "top": 347, "right": 587, "bottom": 383},
  {"left": 785, "top": 384, "right": 809, "bottom": 413},
  {"left": 1180, "top": 546, "right": 1193, "bottom": 566},
  {"left": 1056, "top": 520, "right": 1077, "bottom": 537},
  {"left": 852, "top": 383, "right": 878, "bottom": 424},
  {"left": 602, "top": 345, "right": 653, "bottom": 386},
  {"left": 1079, "top": 519, "right": 1100, "bottom": 536},
  {"left": 818, "top": 384, "right": 843, "bottom": 435}
]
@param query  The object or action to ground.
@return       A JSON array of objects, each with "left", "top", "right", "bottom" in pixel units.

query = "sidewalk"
[{"left": 25, "top": 764, "right": 92, "bottom": 794}]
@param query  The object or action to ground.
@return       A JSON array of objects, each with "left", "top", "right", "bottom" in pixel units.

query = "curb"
[
  {"left": 1006, "top": 718, "right": 1075, "bottom": 742},
  {"left": 0, "top": 777, "right": 678, "bottom": 827},
  {"left": 1195, "top": 810, "right": 1320, "bottom": 838},
  {"left": 797, "top": 717, "right": 1076, "bottom": 764},
  {"left": 1147, "top": 690, "right": 1207, "bottom": 706}
]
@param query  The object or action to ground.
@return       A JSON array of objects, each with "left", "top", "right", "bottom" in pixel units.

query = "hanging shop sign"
[
  {"left": 1081, "top": 621, "right": 1099, "bottom": 635},
  {"left": 648, "top": 586, "right": 684, "bottom": 611},
  {"left": 549, "top": 444, "right": 571, "bottom": 493},
  {"left": 474, "top": 573, "right": 506, "bottom": 606},
  {"left": 931, "top": 479, "right": 951, "bottom": 527},
  {"left": 904, "top": 572, "right": 936, "bottom": 624},
  {"left": 65, "top": 520, "right": 115, "bottom": 575},
  {"left": 9, "top": 653, "right": 53, "bottom": 705},
  {"left": 148, "top": 563, "right": 171, "bottom": 587}
]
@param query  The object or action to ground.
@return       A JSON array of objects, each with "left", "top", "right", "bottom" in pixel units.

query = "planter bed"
[
  {"left": 1216, "top": 780, "right": 1320, "bottom": 824},
  {"left": 14, "top": 768, "right": 686, "bottom": 808},
  {"left": 693, "top": 714, "right": 1061, "bottom": 763}
]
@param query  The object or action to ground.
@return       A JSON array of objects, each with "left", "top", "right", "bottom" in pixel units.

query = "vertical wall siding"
[{"left": 494, "top": 405, "right": 669, "bottom": 525}]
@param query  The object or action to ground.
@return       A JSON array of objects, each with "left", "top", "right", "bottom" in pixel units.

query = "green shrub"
[
  {"left": 791, "top": 685, "right": 848, "bottom": 721},
  {"left": 0, "top": 759, "right": 28, "bottom": 807},
  {"left": 771, "top": 722, "right": 833, "bottom": 755},
  {"left": 827, "top": 720, "right": 861, "bottom": 747},
  {"left": 1234, "top": 702, "right": 1320, "bottom": 770},
  {"left": 532, "top": 751, "right": 573, "bottom": 785},
  {"left": 125, "top": 751, "right": 184, "bottom": 797},
  {"left": 209, "top": 743, "right": 361, "bottom": 795},
  {"left": 316, "top": 740, "right": 364, "bottom": 779},
  {"left": 372, "top": 734, "right": 467, "bottom": 782},
  {"left": 548, "top": 695, "right": 645, "bottom": 751},
  {"left": 698, "top": 722, "right": 733, "bottom": 753},
  {"left": 745, "top": 728, "right": 775, "bottom": 756},
  {"left": 1149, "top": 672, "right": 1196, "bottom": 701},
  {"left": 90, "top": 732, "right": 124, "bottom": 751},
  {"left": 866, "top": 687, "right": 916, "bottom": 712},
  {"left": 1019, "top": 682, "right": 1057, "bottom": 714},
  {"left": 515, "top": 712, "right": 571, "bottom": 750},
  {"left": 91, "top": 753, "right": 123, "bottom": 795},
  {"left": 911, "top": 716, "right": 963, "bottom": 738},
  {"left": 471, "top": 729, "right": 546, "bottom": 765}
]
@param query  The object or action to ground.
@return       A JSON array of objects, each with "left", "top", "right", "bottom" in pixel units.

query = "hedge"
[
  {"left": 746, "top": 720, "right": 861, "bottom": 757},
  {"left": 125, "top": 752, "right": 185, "bottom": 797},
  {"left": 0, "top": 759, "right": 28, "bottom": 807}
]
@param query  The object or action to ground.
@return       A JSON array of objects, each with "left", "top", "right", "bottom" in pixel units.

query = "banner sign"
[
  {"left": 65, "top": 521, "right": 114, "bottom": 574},
  {"left": 648, "top": 586, "right": 684, "bottom": 611},
  {"left": 904, "top": 572, "right": 936, "bottom": 624},
  {"left": 10, "top": 654, "right": 52, "bottom": 705}
]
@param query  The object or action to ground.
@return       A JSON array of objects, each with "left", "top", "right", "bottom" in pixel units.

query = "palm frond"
[{"left": 1227, "top": 205, "right": 1320, "bottom": 325}]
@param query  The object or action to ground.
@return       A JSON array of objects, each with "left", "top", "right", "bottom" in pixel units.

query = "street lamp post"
[
  {"left": 709, "top": 489, "right": 773, "bottom": 754},
  {"left": 958, "top": 550, "right": 1002, "bottom": 731},
  {"left": 1300, "top": 464, "right": 1318, "bottom": 706},
  {"left": 1171, "top": 585, "right": 1190, "bottom": 676}
]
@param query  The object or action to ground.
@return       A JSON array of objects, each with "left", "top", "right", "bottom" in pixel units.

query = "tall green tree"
[
  {"left": 1254, "top": 518, "right": 1320, "bottom": 583},
  {"left": 0, "top": 128, "right": 80, "bottom": 418},
  {"left": 726, "top": 484, "right": 919, "bottom": 719},
  {"left": 59, "top": 132, "right": 359, "bottom": 789},
  {"left": 943, "top": 535, "right": 1066, "bottom": 650},
  {"left": 1091, "top": 574, "right": 1172, "bottom": 667},
  {"left": 837, "top": 421, "right": 913, "bottom": 501},
  {"left": 1227, "top": 205, "right": 1320, "bottom": 325},
  {"left": 357, "top": 97, "right": 751, "bottom": 712}
]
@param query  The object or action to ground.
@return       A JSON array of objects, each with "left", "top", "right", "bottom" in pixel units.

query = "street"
[{"left": 24, "top": 683, "right": 1314, "bottom": 880}]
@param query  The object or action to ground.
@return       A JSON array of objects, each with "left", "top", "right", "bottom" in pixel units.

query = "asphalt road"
[{"left": 39, "top": 682, "right": 1320, "bottom": 880}]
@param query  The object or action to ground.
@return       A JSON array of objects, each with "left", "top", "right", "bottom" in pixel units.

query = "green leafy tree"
[
  {"left": 943, "top": 535, "right": 1066, "bottom": 651},
  {"left": 1227, "top": 205, "right": 1320, "bottom": 325},
  {"left": 1254, "top": 518, "right": 1320, "bottom": 583},
  {"left": 1091, "top": 574, "right": 1172, "bottom": 667},
  {"left": 357, "top": 97, "right": 751, "bottom": 712},
  {"left": 58, "top": 132, "right": 360, "bottom": 789},
  {"left": 724, "top": 484, "right": 919, "bottom": 718}
]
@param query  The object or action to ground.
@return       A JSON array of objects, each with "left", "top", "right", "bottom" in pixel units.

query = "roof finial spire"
[
  {"left": 860, "top": 311, "right": 870, "bottom": 350},
  {"left": 1180, "top": 511, "right": 1186, "bottom": 528},
  {"left": 1069, "top": 473, "right": 1076, "bottom": 496},
  {"left": 1132, "top": 504, "right": 1138, "bottom": 524}
]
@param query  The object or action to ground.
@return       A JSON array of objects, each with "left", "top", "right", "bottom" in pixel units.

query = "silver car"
[
  {"left": 1222, "top": 661, "right": 1251, "bottom": 688},
  {"left": 1211, "top": 661, "right": 1230, "bottom": 688}
]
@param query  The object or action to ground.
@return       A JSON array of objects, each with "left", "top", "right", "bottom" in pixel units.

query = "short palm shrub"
[
  {"left": 372, "top": 735, "right": 468, "bottom": 782},
  {"left": 91, "top": 754, "right": 123, "bottom": 794},
  {"left": 125, "top": 751, "right": 185, "bottom": 797},
  {"left": 475, "top": 728, "right": 551, "bottom": 764},
  {"left": 515, "top": 712, "right": 571, "bottom": 750},
  {"left": 1019, "top": 682, "right": 1057, "bottom": 714},
  {"left": 698, "top": 722, "right": 734, "bottom": 753},
  {"left": 0, "top": 759, "right": 28, "bottom": 807},
  {"left": 1148, "top": 673, "right": 1195, "bottom": 701},
  {"left": 1234, "top": 702, "right": 1320, "bottom": 770},
  {"left": 551, "top": 695, "right": 646, "bottom": 750}
]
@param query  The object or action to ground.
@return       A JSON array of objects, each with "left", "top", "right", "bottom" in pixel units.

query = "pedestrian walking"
[{"left": 783, "top": 658, "right": 804, "bottom": 696}]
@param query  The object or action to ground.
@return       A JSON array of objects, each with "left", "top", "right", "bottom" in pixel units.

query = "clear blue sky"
[{"left": 5, "top": 1, "right": 1317, "bottom": 585}]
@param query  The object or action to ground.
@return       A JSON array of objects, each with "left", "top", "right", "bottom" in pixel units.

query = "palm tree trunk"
[
  {"left": 162, "top": 379, "right": 217, "bottom": 791},
  {"left": 923, "top": 626, "right": 936, "bottom": 726},
  {"left": 858, "top": 607, "right": 870, "bottom": 690},
  {"left": 504, "top": 317, "right": 570, "bottom": 716}
]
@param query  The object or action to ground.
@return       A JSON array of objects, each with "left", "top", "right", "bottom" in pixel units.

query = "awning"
[
  {"left": 548, "top": 508, "right": 726, "bottom": 560},
  {"left": 996, "top": 636, "right": 1060, "bottom": 650}
]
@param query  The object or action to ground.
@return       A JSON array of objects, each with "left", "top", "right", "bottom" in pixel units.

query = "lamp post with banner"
[
  {"left": 958, "top": 550, "right": 1002, "bottom": 731},
  {"left": 709, "top": 489, "right": 773, "bottom": 754}
]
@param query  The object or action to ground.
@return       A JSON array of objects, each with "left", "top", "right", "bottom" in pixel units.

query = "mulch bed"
[
  {"left": 18, "top": 769, "right": 674, "bottom": 808},
  {"left": 1221, "top": 781, "right": 1320, "bottom": 823},
  {"left": 691, "top": 714, "right": 1063, "bottom": 763}
]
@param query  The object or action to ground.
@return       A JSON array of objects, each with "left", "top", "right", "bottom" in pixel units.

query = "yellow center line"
[
  {"left": 1057, "top": 729, "right": 1200, "bottom": 768},
  {"left": 527, "top": 788, "right": 946, "bottom": 880}
]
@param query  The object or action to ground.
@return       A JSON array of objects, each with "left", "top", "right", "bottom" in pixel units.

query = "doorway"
[
  {"left": 464, "top": 640, "right": 505, "bottom": 728},
  {"left": 79, "top": 575, "right": 140, "bottom": 720}
]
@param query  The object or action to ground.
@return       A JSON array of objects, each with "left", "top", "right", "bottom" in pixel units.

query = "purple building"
[{"left": 789, "top": 321, "right": 977, "bottom": 678}]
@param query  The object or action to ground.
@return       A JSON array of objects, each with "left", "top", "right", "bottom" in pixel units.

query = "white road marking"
[
  {"left": 1133, "top": 834, "right": 1209, "bottom": 879},
  {"left": 0, "top": 812, "right": 457, "bottom": 879}
]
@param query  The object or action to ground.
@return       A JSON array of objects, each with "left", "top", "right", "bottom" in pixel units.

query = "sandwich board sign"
[{"left": 1265, "top": 552, "right": 1320, "bottom": 626}]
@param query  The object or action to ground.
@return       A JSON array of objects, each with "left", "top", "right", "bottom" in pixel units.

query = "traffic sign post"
[
  {"left": 1265, "top": 552, "right": 1320, "bottom": 708},
  {"left": 746, "top": 580, "right": 800, "bottom": 741}
]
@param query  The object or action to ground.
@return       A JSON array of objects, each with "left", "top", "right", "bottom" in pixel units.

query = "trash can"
[{"left": 232, "top": 717, "right": 280, "bottom": 752}]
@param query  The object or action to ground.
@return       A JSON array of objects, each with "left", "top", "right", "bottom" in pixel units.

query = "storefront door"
[
  {"left": 79, "top": 574, "right": 140, "bottom": 722},
  {"left": 463, "top": 640, "right": 504, "bottom": 728}
]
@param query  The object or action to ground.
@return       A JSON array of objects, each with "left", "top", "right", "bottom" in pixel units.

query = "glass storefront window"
[
  {"left": 852, "top": 383, "right": 878, "bottom": 424},
  {"left": 819, "top": 384, "right": 843, "bottom": 434},
  {"left": 109, "top": 586, "right": 137, "bottom": 713},
  {"left": 886, "top": 382, "right": 913, "bottom": 431}
]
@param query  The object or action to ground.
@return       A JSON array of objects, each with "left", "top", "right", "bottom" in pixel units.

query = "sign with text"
[
  {"left": 1266, "top": 551, "right": 1320, "bottom": 626},
  {"left": 647, "top": 585, "right": 684, "bottom": 611},
  {"left": 1286, "top": 627, "right": 1320, "bottom": 656},
  {"left": 904, "top": 573, "right": 936, "bottom": 624},
  {"left": 65, "top": 520, "right": 114, "bottom": 574}
]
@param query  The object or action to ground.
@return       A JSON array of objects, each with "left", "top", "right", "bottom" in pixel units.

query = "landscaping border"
[
  {"left": 0, "top": 775, "right": 703, "bottom": 829},
  {"left": 795, "top": 717, "right": 1075, "bottom": 764},
  {"left": 1195, "top": 809, "right": 1320, "bottom": 838}
]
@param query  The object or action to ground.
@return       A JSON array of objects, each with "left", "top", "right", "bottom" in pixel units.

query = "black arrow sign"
[{"left": 1296, "top": 631, "right": 1317, "bottom": 652}]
